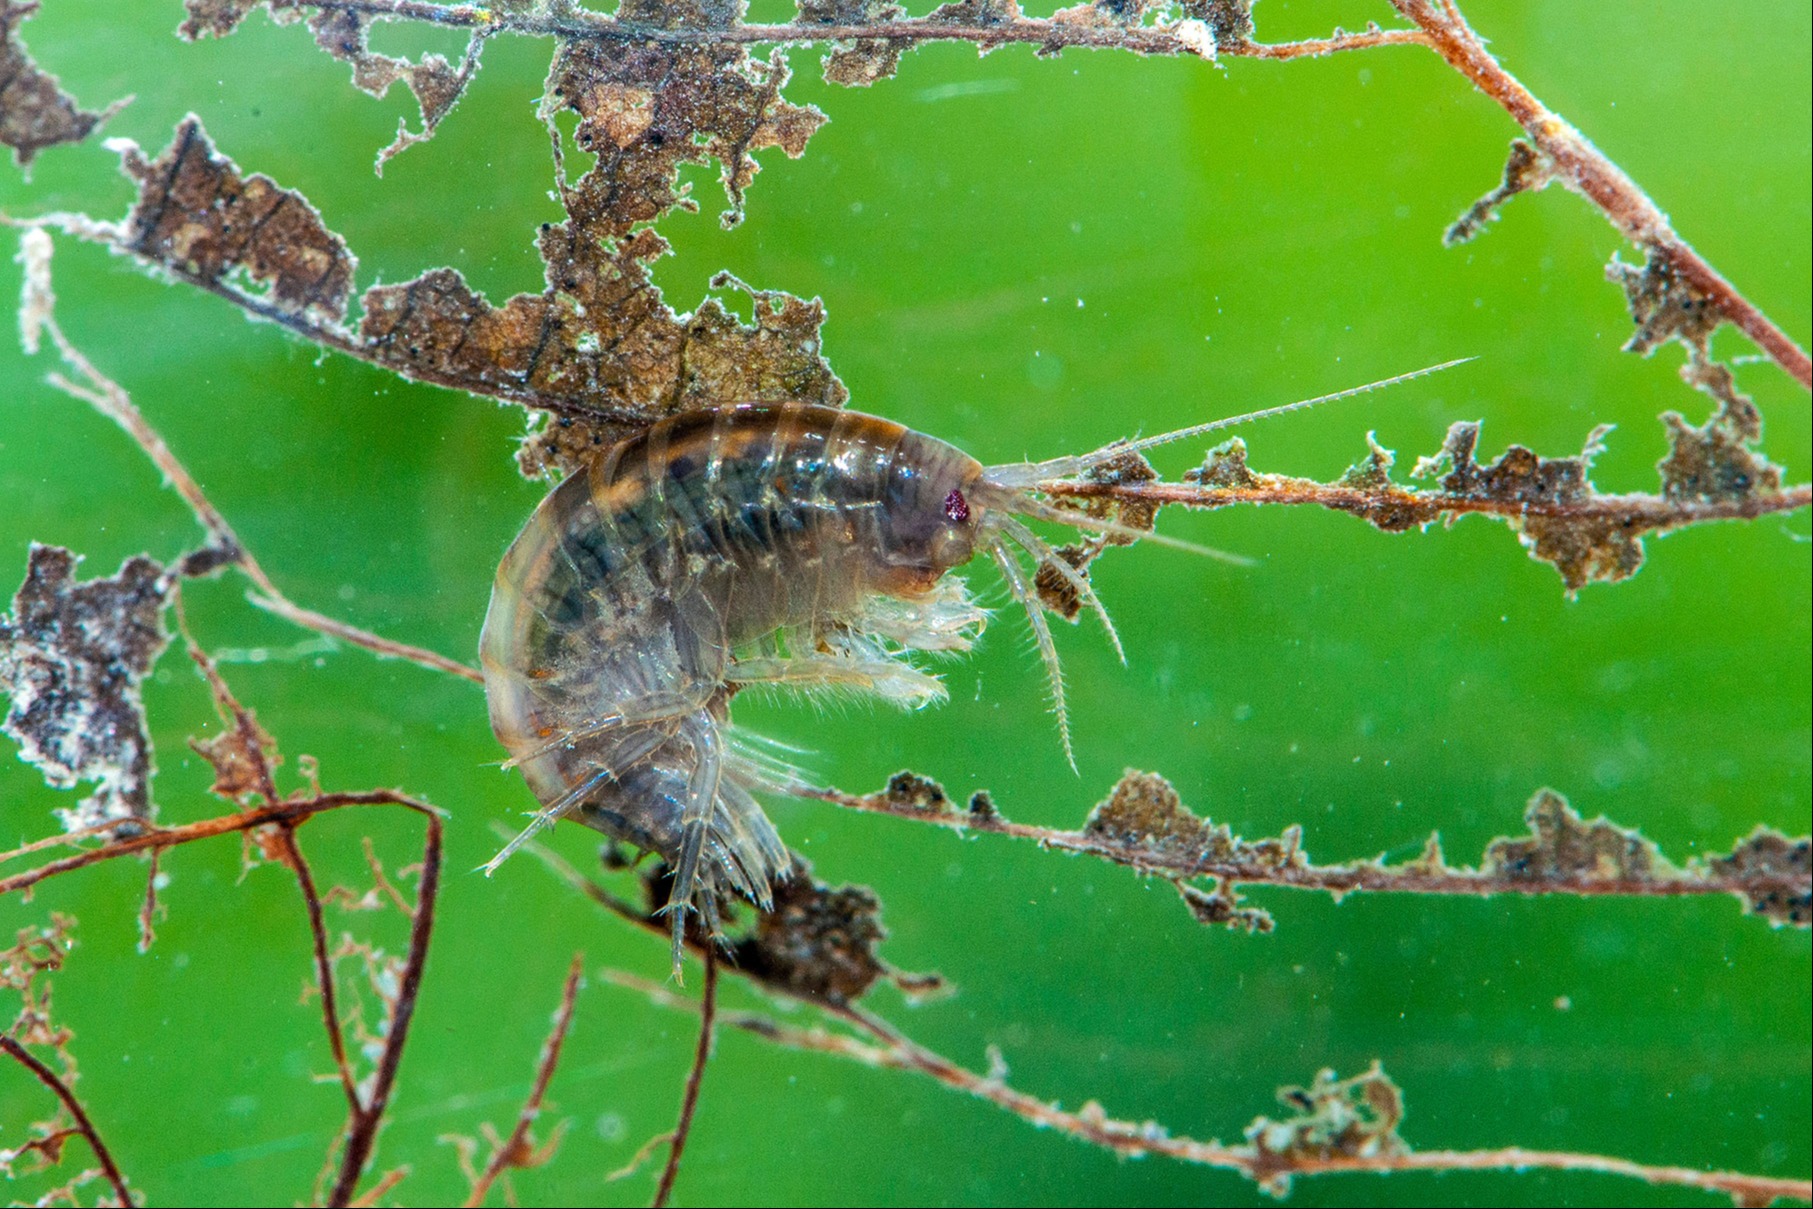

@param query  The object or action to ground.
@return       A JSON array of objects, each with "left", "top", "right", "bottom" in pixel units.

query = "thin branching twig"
[
  {"left": 797, "top": 781, "right": 1809, "bottom": 909},
  {"left": 515, "top": 837, "right": 1811, "bottom": 1203},
  {"left": 0, "top": 1035, "right": 134, "bottom": 1207},
  {"left": 11, "top": 229, "right": 481, "bottom": 683},
  {"left": 276, "top": 825, "right": 366, "bottom": 1122},
  {"left": 323, "top": 816, "right": 442, "bottom": 1208},
  {"left": 463, "top": 955, "right": 583, "bottom": 1207},
  {"left": 651, "top": 945, "right": 718, "bottom": 1209},
  {"left": 601, "top": 955, "right": 1813, "bottom": 1204},
  {"left": 0, "top": 791, "right": 439, "bottom": 897},
  {"left": 0, "top": 783, "right": 446, "bottom": 1206},
  {"left": 1386, "top": 0, "right": 1810, "bottom": 388}
]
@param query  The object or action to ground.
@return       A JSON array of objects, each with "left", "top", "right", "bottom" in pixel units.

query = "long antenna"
[
  {"left": 1088, "top": 356, "right": 1475, "bottom": 464},
  {"left": 985, "top": 356, "right": 1474, "bottom": 487}
]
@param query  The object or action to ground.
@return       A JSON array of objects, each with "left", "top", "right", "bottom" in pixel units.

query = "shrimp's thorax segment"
[{"left": 479, "top": 404, "right": 987, "bottom": 949}]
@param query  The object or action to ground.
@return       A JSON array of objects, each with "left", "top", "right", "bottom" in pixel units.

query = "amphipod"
[{"left": 480, "top": 368, "right": 1463, "bottom": 974}]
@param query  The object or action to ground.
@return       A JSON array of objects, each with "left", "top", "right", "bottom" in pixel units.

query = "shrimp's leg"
[
  {"left": 711, "top": 775, "right": 791, "bottom": 909},
  {"left": 664, "top": 710, "right": 724, "bottom": 979},
  {"left": 498, "top": 688, "right": 709, "bottom": 770},
  {"left": 849, "top": 577, "right": 988, "bottom": 653},
  {"left": 482, "top": 720, "right": 677, "bottom": 875},
  {"left": 726, "top": 653, "right": 947, "bottom": 709}
]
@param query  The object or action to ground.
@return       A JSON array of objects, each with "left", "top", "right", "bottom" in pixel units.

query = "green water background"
[{"left": 1, "top": 1, "right": 1807, "bottom": 1204}]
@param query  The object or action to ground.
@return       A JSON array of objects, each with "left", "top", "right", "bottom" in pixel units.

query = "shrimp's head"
[{"left": 871, "top": 439, "right": 988, "bottom": 594}]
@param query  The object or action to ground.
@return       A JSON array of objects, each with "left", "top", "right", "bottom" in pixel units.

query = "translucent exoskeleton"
[{"left": 479, "top": 365, "right": 1465, "bottom": 975}]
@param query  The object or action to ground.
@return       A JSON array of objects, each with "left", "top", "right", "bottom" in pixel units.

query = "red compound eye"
[{"left": 943, "top": 488, "right": 970, "bottom": 523}]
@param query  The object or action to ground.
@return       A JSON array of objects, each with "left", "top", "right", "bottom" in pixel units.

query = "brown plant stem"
[
  {"left": 0, "top": 1036, "right": 135, "bottom": 1207},
  {"left": 273, "top": 825, "right": 365, "bottom": 1120},
  {"left": 795, "top": 785, "right": 1807, "bottom": 905},
  {"left": 1387, "top": 0, "right": 1810, "bottom": 388},
  {"left": 302, "top": 0, "right": 1425, "bottom": 60},
  {"left": 651, "top": 945, "right": 718, "bottom": 1209},
  {"left": 0, "top": 791, "right": 440, "bottom": 898},
  {"left": 605, "top": 971, "right": 1813, "bottom": 1205},
  {"left": 463, "top": 954, "right": 584, "bottom": 1207},
  {"left": 1045, "top": 476, "right": 1813, "bottom": 526}
]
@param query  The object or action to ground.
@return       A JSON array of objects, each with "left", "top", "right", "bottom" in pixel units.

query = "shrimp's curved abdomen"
[{"left": 479, "top": 404, "right": 986, "bottom": 965}]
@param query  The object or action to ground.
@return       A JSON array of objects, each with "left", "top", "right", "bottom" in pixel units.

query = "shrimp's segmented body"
[
  {"left": 481, "top": 405, "right": 1001, "bottom": 968},
  {"left": 480, "top": 365, "right": 1465, "bottom": 974}
]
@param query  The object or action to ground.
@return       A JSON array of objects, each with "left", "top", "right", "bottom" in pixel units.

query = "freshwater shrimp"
[{"left": 478, "top": 363, "right": 1465, "bottom": 974}]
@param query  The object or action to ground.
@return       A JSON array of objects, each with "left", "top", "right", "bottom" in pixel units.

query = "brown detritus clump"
[
  {"left": 1604, "top": 252, "right": 1786, "bottom": 506},
  {"left": 1032, "top": 544, "right": 1095, "bottom": 621},
  {"left": 1444, "top": 138, "right": 1555, "bottom": 246},
  {"left": 190, "top": 721, "right": 277, "bottom": 807},
  {"left": 928, "top": 0, "right": 1025, "bottom": 32},
  {"left": 1184, "top": 437, "right": 1260, "bottom": 490},
  {"left": 619, "top": 0, "right": 742, "bottom": 31},
  {"left": 0, "top": 546, "right": 170, "bottom": 834},
  {"left": 303, "top": 7, "right": 488, "bottom": 169},
  {"left": 967, "top": 790, "right": 999, "bottom": 821},
  {"left": 803, "top": 0, "right": 910, "bottom": 87},
  {"left": 1418, "top": 419, "right": 1610, "bottom": 506},
  {"left": 1514, "top": 509, "right": 1646, "bottom": 593},
  {"left": 1413, "top": 420, "right": 1645, "bottom": 590},
  {"left": 186, "top": 643, "right": 281, "bottom": 807},
  {"left": 361, "top": 236, "right": 845, "bottom": 481},
  {"left": 1178, "top": 881, "right": 1274, "bottom": 934},
  {"left": 730, "top": 863, "right": 888, "bottom": 1004},
  {"left": 1083, "top": 770, "right": 1302, "bottom": 872},
  {"left": 1049, "top": 0, "right": 1148, "bottom": 36},
  {"left": 1188, "top": 0, "right": 1254, "bottom": 47},
  {"left": 1482, "top": 789, "right": 1671, "bottom": 886},
  {"left": 1245, "top": 1063, "right": 1406, "bottom": 1196},
  {"left": 1081, "top": 448, "right": 1159, "bottom": 541},
  {"left": 177, "top": 0, "right": 261, "bottom": 39},
  {"left": 882, "top": 769, "right": 952, "bottom": 814},
  {"left": 1608, "top": 251, "right": 1723, "bottom": 361},
  {"left": 1329, "top": 433, "right": 1444, "bottom": 531},
  {"left": 1658, "top": 402, "right": 1782, "bottom": 504},
  {"left": 680, "top": 273, "right": 845, "bottom": 412},
  {"left": 1337, "top": 432, "right": 1396, "bottom": 492},
  {"left": 1708, "top": 830, "right": 1810, "bottom": 928},
  {"left": 0, "top": 0, "right": 116, "bottom": 171},
  {"left": 1034, "top": 449, "right": 1156, "bottom": 612},
  {"left": 1085, "top": 770, "right": 1213, "bottom": 857},
  {"left": 117, "top": 117, "right": 357, "bottom": 325},
  {"left": 549, "top": 28, "right": 824, "bottom": 234}
]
